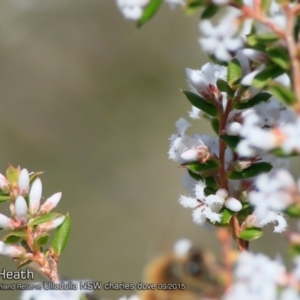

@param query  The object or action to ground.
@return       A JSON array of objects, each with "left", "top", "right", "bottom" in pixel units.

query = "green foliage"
[
  {"left": 229, "top": 162, "right": 273, "bottom": 179},
  {"left": 137, "top": 0, "right": 163, "bottom": 27},
  {"left": 183, "top": 91, "right": 218, "bottom": 116},
  {"left": 52, "top": 214, "right": 71, "bottom": 255}
]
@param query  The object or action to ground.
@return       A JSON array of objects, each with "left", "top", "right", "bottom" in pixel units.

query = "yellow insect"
[{"left": 139, "top": 239, "right": 224, "bottom": 300}]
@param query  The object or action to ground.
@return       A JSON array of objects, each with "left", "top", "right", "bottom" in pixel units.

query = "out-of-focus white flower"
[
  {"left": 165, "top": 0, "right": 185, "bottom": 9},
  {"left": 116, "top": 0, "right": 150, "bottom": 20},
  {"left": 118, "top": 296, "right": 141, "bottom": 300},
  {"left": 224, "top": 252, "right": 286, "bottom": 300},
  {"left": 180, "top": 181, "right": 227, "bottom": 225},
  {"left": 199, "top": 9, "right": 244, "bottom": 61},
  {"left": 249, "top": 169, "right": 295, "bottom": 213},
  {"left": 173, "top": 238, "right": 192, "bottom": 256},
  {"left": 29, "top": 178, "right": 42, "bottom": 214}
]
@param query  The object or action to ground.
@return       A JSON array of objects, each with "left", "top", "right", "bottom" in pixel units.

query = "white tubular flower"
[
  {"left": 179, "top": 181, "right": 226, "bottom": 225},
  {"left": 0, "top": 213, "right": 15, "bottom": 230},
  {"left": 199, "top": 9, "right": 244, "bottom": 61},
  {"left": 18, "top": 168, "right": 30, "bottom": 196},
  {"left": 39, "top": 216, "right": 65, "bottom": 231},
  {"left": 186, "top": 63, "right": 227, "bottom": 99},
  {"left": 249, "top": 209, "right": 287, "bottom": 233},
  {"left": 40, "top": 192, "right": 62, "bottom": 213},
  {"left": 169, "top": 118, "right": 213, "bottom": 163},
  {"left": 224, "top": 252, "right": 286, "bottom": 300},
  {"left": 29, "top": 178, "right": 42, "bottom": 214},
  {"left": 116, "top": 0, "right": 150, "bottom": 20},
  {"left": 0, "top": 241, "right": 26, "bottom": 258},
  {"left": 15, "top": 196, "right": 28, "bottom": 225}
]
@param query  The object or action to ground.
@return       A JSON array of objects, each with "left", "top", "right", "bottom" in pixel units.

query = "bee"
[{"left": 139, "top": 239, "right": 224, "bottom": 300}]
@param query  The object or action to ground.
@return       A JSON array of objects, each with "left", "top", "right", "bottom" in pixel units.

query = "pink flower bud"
[
  {"left": 225, "top": 197, "right": 242, "bottom": 212},
  {"left": 40, "top": 192, "right": 62, "bottom": 213},
  {"left": 15, "top": 196, "right": 28, "bottom": 225},
  {"left": 29, "top": 178, "right": 42, "bottom": 214},
  {"left": 18, "top": 168, "right": 30, "bottom": 196},
  {"left": 0, "top": 242, "right": 26, "bottom": 258},
  {"left": 216, "top": 189, "right": 228, "bottom": 199},
  {"left": 0, "top": 213, "right": 15, "bottom": 230},
  {"left": 39, "top": 216, "right": 65, "bottom": 231},
  {"left": 181, "top": 149, "right": 198, "bottom": 161}
]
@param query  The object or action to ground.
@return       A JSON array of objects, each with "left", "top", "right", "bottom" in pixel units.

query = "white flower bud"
[
  {"left": 29, "top": 178, "right": 42, "bottom": 214},
  {"left": 225, "top": 197, "right": 242, "bottom": 212},
  {"left": 216, "top": 189, "right": 228, "bottom": 199},
  {"left": 181, "top": 149, "right": 199, "bottom": 161},
  {"left": 226, "top": 122, "right": 242, "bottom": 135},
  {"left": 0, "top": 241, "right": 26, "bottom": 258},
  {"left": 39, "top": 216, "right": 65, "bottom": 231},
  {"left": 40, "top": 192, "right": 62, "bottom": 213},
  {"left": 15, "top": 196, "right": 28, "bottom": 225},
  {"left": 18, "top": 168, "right": 30, "bottom": 196},
  {"left": 0, "top": 173, "right": 9, "bottom": 193},
  {"left": 0, "top": 213, "right": 15, "bottom": 230}
]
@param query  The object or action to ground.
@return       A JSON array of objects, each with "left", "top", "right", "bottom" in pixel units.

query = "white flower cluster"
[{"left": 224, "top": 252, "right": 300, "bottom": 300}]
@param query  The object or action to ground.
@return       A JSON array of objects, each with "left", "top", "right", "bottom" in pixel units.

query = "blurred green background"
[{"left": 0, "top": 1, "right": 297, "bottom": 299}]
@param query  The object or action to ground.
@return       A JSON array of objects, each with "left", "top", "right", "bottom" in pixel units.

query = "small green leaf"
[
  {"left": 290, "top": 244, "right": 300, "bottom": 257},
  {"left": 219, "top": 208, "right": 234, "bottom": 225},
  {"left": 211, "top": 118, "right": 220, "bottom": 135},
  {"left": 187, "top": 170, "right": 203, "bottom": 181},
  {"left": 285, "top": 205, "right": 300, "bottom": 218},
  {"left": 33, "top": 233, "right": 49, "bottom": 250},
  {"left": 229, "top": 162, "right": 272, "bottom": 180},
  {"left": 2, "top": 231, "right": 27, "bottom": 244},
  {"left": 137, "top": 0, "right": 163, "bottom": 27},
  {"left": 268, "top": 82, "right": 297, "bottom": 105},
  {"left": 234, "top": 92, "right": 272, "bottom": 109},
  {"left": 272, "top": 148, "right": 298, "bottom": 157},
  {"left": 204, "top": 186, "right": 217, "bottom": 196},
  {"left": 29, "top": 171, "right": 44, "bottom": 185},
  {"left": 183, "top": 91, "right": 218, "bottom": 116},
  {"left": 186, "top": 0, "right": 204, "bottom": 13},
  {"left": 30, "top": 213, "right": 62, "bottom": 226},
  {"left": 247, "top": 33, "right": 279, "bottom": 45},
  {"left": 267, "top": 47, "right": 290, "bottom": 70},
  {"left": 17, "top": 259, "right": 33, "bottom": 270},
  {"left": 181, "top": 160, "right": 219, "bottom": 174},
  {"left": 220, "top": 135, "right": 240, "bottom": 150},
  {"left": 240, "top": 227, "right": 263, "bottom": 241},
  {"left": 216, "top": 79, "right": 234, "bottom": 97},
  {"left": 201, "top": 4, "right": 219, "bottom": 19},
  {"left": 252, "top": 64, "right": 284, "bottom": 88},
  {"left": 260, "top": 0, "right": 271, "bottom": 11},
  {"left": 0, "top": 195, "right": 11, "bottom": 202},
  {"left": 52, "top": 214, "right": 71, "bottom": 255},
  {"left": 228, "top": 58, "right": 242, "bottom": 87},
  {"left": 6, "top": 164, "right": 20, "bottom": 186},
  {"left": 204, "top": 176, "right": 218, "bottom": 189}
]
